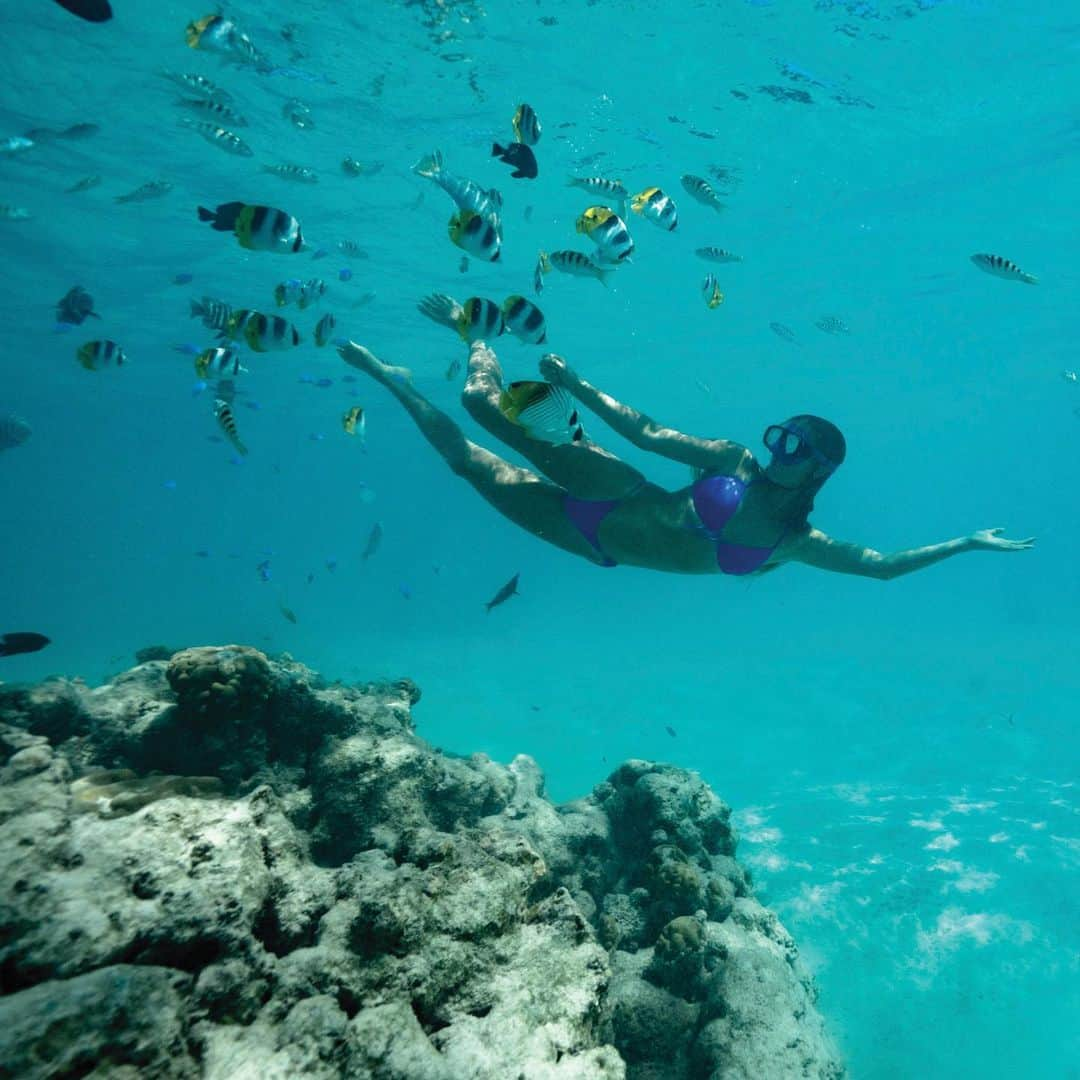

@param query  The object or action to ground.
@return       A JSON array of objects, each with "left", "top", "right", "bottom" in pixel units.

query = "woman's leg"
[
  {"left": 339, "top": 343, "right": 611, "bottom": 563},
  {"left": 461, "top": 341, "right": 648, "bottom": 499}
]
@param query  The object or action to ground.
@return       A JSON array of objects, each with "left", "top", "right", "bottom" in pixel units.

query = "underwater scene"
[{"left": 1, "top": 1, "right": 1078, "bottom": 1077}]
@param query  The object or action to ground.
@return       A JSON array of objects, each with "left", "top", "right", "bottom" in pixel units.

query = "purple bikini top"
[{"left": 691, "top": 474, "right": 779, "bottom": 575}]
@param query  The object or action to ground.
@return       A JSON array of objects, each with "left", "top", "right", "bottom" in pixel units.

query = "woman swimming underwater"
[{"left": 338, "top": 339, "right": 1034, "bottom": 578}]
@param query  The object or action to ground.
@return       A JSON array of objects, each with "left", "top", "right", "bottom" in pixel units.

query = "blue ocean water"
[{"left": 1, "top": 1, "right": 1078, "bottom": 1076}]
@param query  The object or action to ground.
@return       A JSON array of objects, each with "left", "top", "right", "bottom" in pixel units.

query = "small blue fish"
[
  {"left": 162, "top": 479, "right": 177, "bottom": 490},
  {"left": 399, "top": 583, "right": 413, "bottom": 600},
  {"left": 195, "top": 549, "right": 211, "bottom": 558},
  {"left": 315, "top": 377, "right": 333, "bottom": 388},
  {"left": 325, "top": 558, "right": 338, "bottom": 572},
  {"left": 311, "top": 248, "right": 329, "bottom": 260},
  {"left": 309, "top": 432, "right": 325, "bottom": 441},
  {"left": 174, "top": 343, "right": 201, "bottom": 356},
  {"left": 342, "top": 374, "right": 357, "bottom": 383},
  {"left": 229, "top": 454, "right": 244, "bottom": 466},
  {"left": 243, "top": 400, "right": 261, "bottom": 410},
  {"left": 53, "top": 322, "right": 76, "bottom": 334},
  {"left": 257, "top": 559, "right": 272, "bottom": 582},
  {"left": 338, "top": 268, "right": 353, "bottom": 281},
  {"left": 192, "top": 380, "right": 209, "bottom": 396},
  {"left": 298, "top": 373, "right": 314, "bottom": 384},
  {"left": 173, "top": 273, "right": 195, "bottom": 285}
]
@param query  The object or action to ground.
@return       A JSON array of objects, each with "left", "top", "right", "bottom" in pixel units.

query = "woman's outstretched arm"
[
  {"left": 540, "top": 354, "right": 750, "bottom": 473},
  {"left": 786, "top": 527, "right": 1035, "bottom": 579}
]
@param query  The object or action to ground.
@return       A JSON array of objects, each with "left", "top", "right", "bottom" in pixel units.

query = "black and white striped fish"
[
  {"left": 214, "top": 399, "right": 247, "bottom": 455},
  {"left": 190, "top": 296, "right": 233, "bottom": 331},
  {"left": 263, "top": 163, "right": 319, "bottom": 184},
  {"left": 680, "top": 174, "right": 726, "bottom": 213},
  {"left": 501, "top": 296, "right": 547, "bottom": 344},
  {"left": 161, "top": 71, "right": 232, "bottom": 103},
  {"left": 512, "top": 103, "right": 542, "bottom": 146},
  {"left": 176, "top": 97, "right": 248, "bottom": 127},
  {"left": 695, "top": 246, "right": 742, "bottom": 263},
  {"left": 179, "top": 119, "right": 253, "bottom": 156},
  {"left": 969, "top": 253, "right": 1037, "bottom": 284},
  {"left": 114, "top": 180, "right": 173, "bottom": 204},
  {"left": 815, "top": 315, "right": 850, "bottom": 335}
]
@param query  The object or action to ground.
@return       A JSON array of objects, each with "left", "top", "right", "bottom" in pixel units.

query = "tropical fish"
[
  {"left": 161, "top": 71, "right": 232, "bottom": 102},
  {"left": 185, "top": 14, "right": 266, "bottom": 66},
  {"left": 362, "top": 522, "right": 383, "bottom": 561},
  {"left": 190, "top": 295, "right": 233, "bottom": 331},
  {"left": 567, "top": 176, "right": 629, "bottom": 210},
  {"left": 498, "top": 380, "right": 585, "bottom": 444},
  {"left": 512, "top": 103, "right": 541, "bottom": 145},
  {"left": 274, "top": 278, "right": 326, "bottom": 308},
  {"left": 542, "top": 250, "right": 611, "bottom": 286},
  {"left": 448, "top": 209, "right": 502, "bottom": 261},
  {"left": 631, "top": 187, "right": 678, "bottom": 231},
  {"left": 701, "top": 273, "right": 724, "bottom": 309},
  {"left": 279, "top": 602, "right": 298, "bottom": 624},
  {"left": 342, "top": 406, "right": 366, "bottom": 439},
  {"left": 533, "top": 252, "right": 546, "bottom": 295},
  {"left": 198, "top": 202, "right": 304, "bottom": 253},
  {"left": 695, "top": 247, "right": 742, "bottom": 263},
  {"left": 680, "top": 174, "right": 726, "bottom": 213},
  {"left": 314, "top": 313, "right": 336, "bottom": 347},
  {"left": 77, "top": 339, "right": 127, "bottom": 371},
  {"left": 1063, "top": 370, "right": 1079, "bottom": 384},
  {"left": 456, "top": 297, "right": 504, "bottom": 343},
  {"left": 194, "top": 347, "right": 247, "bottom": 379},
  {"left": 576, "top": 206, "right": 634, "bottom": 263},
  {"left": 175, "top": 97, "right": 248, "bottom": 127},
  {"left": 0, "top": 631, "right": 50, "bottom": 657},
  {"left": 56, "top": 286, "right": 100, "bottom": 325},
  {"left": 484, "top": 572, "right": 520, "bottom": 613},
  {"left": 283, "top": 98, "right": 315, "bottom": 129},
  {"left": 769, "top": 321, "right": 799, "bottom": 344},
  {"left": 815, "top": 315, "right": 850, "bottom": 335},
  {"left": 341, "top": 157, "right": 365, "bottom": 176},
  {"left": 214, "top": 398, "right": 247, "bottom": 455},
  {"left": 114, "top": 180, "right": 173, "bottom": 204},
  {"left": 0, "top": 205, "right": 30, "bottom": 221},
  {"left": 492, "top": 142, "right": 538, "bottom": 179},
  {"left": 337, "top": 239, "right": 367, "bottom": 259},
  {"left": 65, "top": 175, "right": 101, "bottom": 193},
  {"left": 262, "top": 163, "right": 319, "bottom": 183},
  {"left": 225, "top": 310, "right": 302, "bottom": 352},
  {"left": 970, "top": 253, "right": 1037, "bottom": 284},
  {"left": 413, "top": 149, "right": 503, "bottom": 221},
  {"left": 179, "top": 119, "right": 253, "bottom": 156},
  {"left": 501, "top": 296, "right": 547, "bottom": 344},
  {"left": 0, "top": 413, "right": 31, "bottom": 452}
]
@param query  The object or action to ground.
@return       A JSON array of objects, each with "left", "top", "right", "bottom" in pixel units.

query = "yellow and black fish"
[
  {"left": 449, "top": 210, "right": 502, "bottom": 261},
  {"left": 185, "top": 14, "right": 265, "bottom": 66},
  {"left": 542, "top": 250, "right": 611, "bottom": 286},
  {"left": 576, "top": 206, "right": 634, "bottom": 263},
  {"left": 198, "top": 202, "right": 304, "bottom": 253},
  {"left": 314, "top": 312, "right": 336, "bottom": 347},
  {"left": 969, "top": 253, "right": 1038, "bottom": 284},
  {"left": 701, "top": 273, "right": 724, "bottom": 310},
  {"left": 225, "top": 310, "right": 301, "bottom": 352},
  {"left": 456, "top": 297, "right": 504, "bottom": 343},
  {"left": 512, "top": 103, "right": 542, "bottom": 146},
  {"left": 214, "top": 398, "right": 247, "bottom": 455},
  {"left": 195, "top": 346, "right": 247, "bottom": 379},
  {"left": 631, "top": 187, "right": 678, "bottom": 231},
  {"left": 501, "top": 296, "right": 547, "bottom": 344},
  {"left": 76, "top": 339, "right": 127, "bottom": 371},
  {"left": 680, "top": 174, "right": 726, "bottom": 213},
  {"left": 499, "top": 381, "right": 584, "bottom": 444},
  {"left": 179, "top": 118, "right": 252, "bottom": 156},
  {"left": 342, "top": 406, "right": 366, "bottom": 439}
]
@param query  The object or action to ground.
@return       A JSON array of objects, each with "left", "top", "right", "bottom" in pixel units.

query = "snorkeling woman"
[{"left": 338, "top": 339, "right": 1034, "bottom": 579}]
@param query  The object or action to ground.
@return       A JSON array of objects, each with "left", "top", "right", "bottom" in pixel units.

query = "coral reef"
[{"left": 0, "top": 647, "right": 844, "bottom": 1079}]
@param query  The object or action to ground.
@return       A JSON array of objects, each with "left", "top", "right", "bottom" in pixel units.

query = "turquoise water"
[{"left": 2, "top": 1, "right": 1078, "bottom": 1075}]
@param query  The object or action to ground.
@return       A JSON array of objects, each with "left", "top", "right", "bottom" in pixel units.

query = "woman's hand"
[
  {"left": 969, "top": 528, "right": 1036, "bottom": 552},
  {"left": 417, "top": 293, "right": 463, "bottom": 331},
  {"left": 539, "top": 353, "right": 576, "bottom": 388}
]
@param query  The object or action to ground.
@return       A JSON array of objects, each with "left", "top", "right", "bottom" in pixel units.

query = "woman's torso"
[{"left": 597, "top": 468, "right": 798, "bottom": 573}]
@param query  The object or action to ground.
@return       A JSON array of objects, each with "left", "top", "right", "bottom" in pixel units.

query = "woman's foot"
[{"left": 338, "top": 342, "right": 412, "bottom": 384}]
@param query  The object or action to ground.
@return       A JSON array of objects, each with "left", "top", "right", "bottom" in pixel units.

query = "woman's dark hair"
[{"left": 767, "top": 414, "right": 846, "bottom": 531}]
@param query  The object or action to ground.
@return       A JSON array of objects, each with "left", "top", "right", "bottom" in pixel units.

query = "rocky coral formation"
[{"left": 0, "top": 647, "right": 844, "bottom": 1079}]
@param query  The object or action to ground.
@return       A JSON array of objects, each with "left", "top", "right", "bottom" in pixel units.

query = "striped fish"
[
  {"left": 501, "top": 296, "right": 547, "bottom": 344},
  {"left": 225, "top": 310, "right": 301, "bottom": 352},
  {"left": 969, "top": 253, "right": 1037, "bottom": 284},
  {"left": 262, "top": 163, "right": 319, "bottom": 184},
  {"left": 76, "top": 339, "right": 127, "bottom": 370},
  {"left": 190, "top": 295, "right": 233, "bottom": 331},
  {"left": 499, "top": 381, "right": 584, "bottom": 444},
  {"left": 456, "top": 297, "right": 504, "bottom": 343},
  {"left": 214, "top": 399, "right": 247, "bottom": 455},
  {"left": 815, "top": 315, "right": 850, "bottom": 335},
  {"left": 413, "top": 150, "right": 503, "bottom": 222},
  {"left": 179, "top": 119, "right": 252, "bottom": 157},
  {"left": 701, "top": 273, "right": 724, "bottom": 309},
  {"left": 631, "top": 187, "right": 678, "bottom": 231},
  {"left": 680, "top": 174, "right": 726, "bottom": 213},
  {"left": 176, "top": 97, "right": 248, "bottom": 127},
  {"left": 160, "top": 71, "right": 232, "bottom": 102},
  {"left": 448, "top": 210, "right": 502, "bottom": 261},
  {"left": 512, "top": 103, "right": 542, "bottom": 146},
  {"left": 695, "top": 247, "right": 742, "bottom": 263},
  {"left": 576, "top": 206, "right": 634, "bottom": 264}
]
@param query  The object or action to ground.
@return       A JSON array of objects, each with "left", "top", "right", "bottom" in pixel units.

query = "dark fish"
[
  {"left": 0, "top": 413, "right": 32, "bottom": 451},
  {"left": 362, "top": 521, "right": 383, "bottom": 560},
  {"left": 769, "top": 321, "right": 799, "bottom": 344},
  {"left": 491, "top": 142, "right": 538, "bottom": 180},
  {"left": 665, "top": 725, "right": 677, "bottom": 738},
  {"left": 0, "top": 632, "right": 50, "bottom": 657},
  {"left": 56, "top": 286, "right": 99, "bottom": 325},
  {"left": 484, "top": 572, "right": 520, "bottom": 613},
  {"left": 52, "top": 0, "right": 112, "bottom": 22},
  {"left": 279, "top": 603, "right": 298, "bottom": 624}
]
